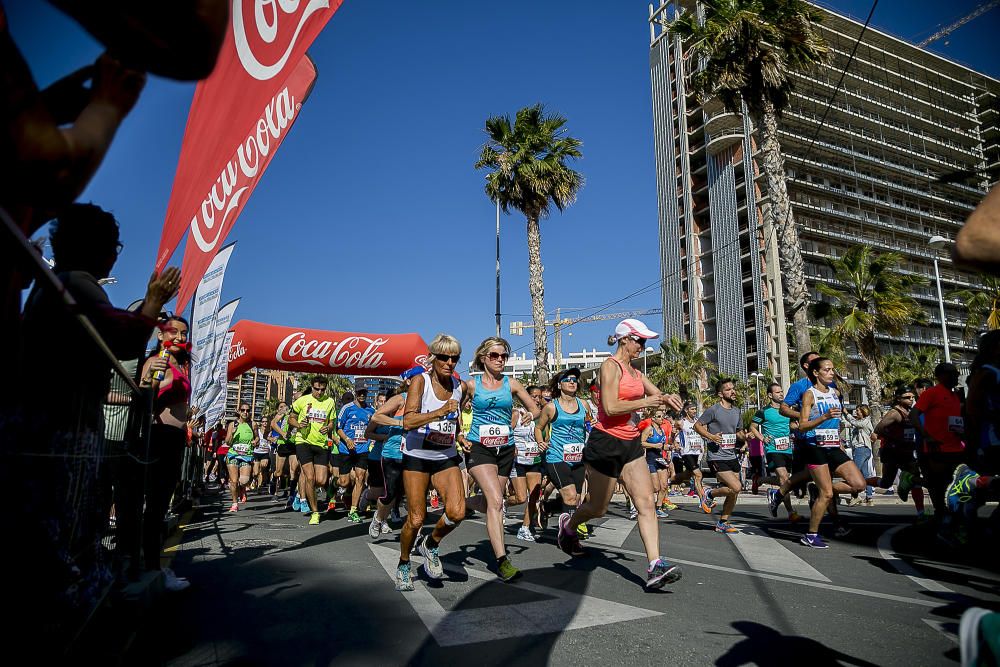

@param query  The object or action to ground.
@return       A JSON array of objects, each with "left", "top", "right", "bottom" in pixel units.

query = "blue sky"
[{"left": 9, "top": 0, "right": 999, "bottom": 375}]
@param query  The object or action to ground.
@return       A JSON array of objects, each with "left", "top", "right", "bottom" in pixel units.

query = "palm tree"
[
  {"left": 950, "top": 274, "right": 1000, "bottom": 338},
  {"left": 882, "top": 345, "right": 941, "bottom": 396},
  {"left": 668, "top": 0, "right": 830, "bottom": 359},
  {"left": 475, "top": 104, "right": 583, "bottom": 385},
  {"left": 812, "top": 245, "right": 928, "bottom": 422},
  {"left": 648, "top": 336, "right": 716, "bottom": 408}
]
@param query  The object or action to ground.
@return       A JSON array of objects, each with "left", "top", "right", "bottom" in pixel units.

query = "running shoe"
[
  {"left": 645, "top": 559, "right": 682, "bottom": 589},
  {"left": 686, "top": 488, "right": 697, "bottom": 497},
  {"left": 309, "top": 512, "right": 321, "bottom": 526},
  {"left": 347, "top": 510, "right": 363, "bottom": 523},
  {"left": 833, "top": 523, "right": 852, "bottom": 538},
  {"left": 240, "top": 492, "right": 247, "bottom": 503},
  {"left": 701, "top": 489, "right": 714, "bottom": 514},
  {"left": 715, "top": 521, "right": 738, "bottom": 534},
  {"left": 916, "top": 508, "right": 935, "bottom": 522},
  {"left": 788, "top": 511, "right": 803, "bottom": 523},
  {"left": 272, "top": 493, "right": 284, "bottom": 504},
  {"left": 501, "top": 501, "right": 508, "bottom": 520},
  {"left": 498, "top": 558, "right": 522, "bottom": 582},
  {"left": 430, "top": 495, "right": 440, "bottom": 510},
  {"left": 751, "top": 477, "right": 760, "bottom": 495},
  {"left": 807, "top": 482, "right": 819, "bottom": 509},
  {"left": 395, "top": 562, "right": 415, "bottom": 591},
  {"left": 629, "top": 508, "right": 639, "bottom": 521},
  {"left": 381, "top": 521, "right": 392, "bottom": 534},
  {"left": 577, "top": 523, "right": 589, "bottom": 538},
  {"left": 516, "top": 526, "right": 536, "bottom": 542},
  {"left": 209, "top": 473, "right": 217, "bottom": 482},
  {"left": 897, "top": 471, "right": 913, "bottom": 502},
  {"left": 663, "top": 501, "right": 678, "bottom": 511},
  {"left": 228, "top": 503, "right": 238, "bottom": 513},
  {"left": 162, "top": 568, "right": 191, "bottom": 592},
  {"left": 536, "top": 498, "right": 549, "bottom": 530},
  {"left": 656, "top": 508, "right": 669, "bottom": 518},
  {"left": 557, "top": 513, "right": 585, "bottom": 557},
  {"left": 418, "top": 540, "right": 444, "bottom": 579},
  {"left": 327, "top": 500, "right": 337, "bottom": 512},
  {"left": 800, "top": 533, "right": 828, "bottom": 549},
  {"left": 766, "top": 489, "right": 781, "bottom": 518},
  {"left": 946, "top": 464, "right": 979, "bottom": 512},
  {"left": 369, "top": 517, "right": 384, "bottom": 539},
  {"left": 291, "top": 494, "right": 301, "bottom": 512},
  {"left": 300, "top": 500, "right": 311, "bottom": 515}
]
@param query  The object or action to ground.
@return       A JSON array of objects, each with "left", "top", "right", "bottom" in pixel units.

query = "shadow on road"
[{"left": 714, "top": 621, "right": 880, "bottom": 667}]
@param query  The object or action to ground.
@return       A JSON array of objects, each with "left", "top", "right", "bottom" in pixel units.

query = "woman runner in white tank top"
[{"left": 394, "top": 334, "right": 467, "bottom": 592}]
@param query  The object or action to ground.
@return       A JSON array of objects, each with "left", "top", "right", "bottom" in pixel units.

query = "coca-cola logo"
[
  {"left": 229, "top": 339, "right": 247, "bottom": 363},
  {"left": 189, "top": 86, "right": 298, "bottom": 253},
  {"left": 233, "top": 0, "right": 329, "bottom": 81},
  {"left": 413, "top": 354, "right": 429, "bottom": 368},
  {"left": 276, "top": 332, "right": 389, "bottom": 370}
]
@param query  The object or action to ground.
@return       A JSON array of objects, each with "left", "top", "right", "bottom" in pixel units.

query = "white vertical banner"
[
  {"left": 206, "top": 330, "right": 236, "bottom": 428},
  {"left": 195, "top": 297, "right": 241, "bottom": 415},
  {"left": 189, "top": 242, "right": 235, "bottom": 404}
]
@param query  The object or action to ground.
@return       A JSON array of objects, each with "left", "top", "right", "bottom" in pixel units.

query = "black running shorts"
[
  {"left": 467, "top": 441, "right": 515, "bottom": 477},
  {"left": 583, "top": 429, "right": 644, "bottom": 479}
]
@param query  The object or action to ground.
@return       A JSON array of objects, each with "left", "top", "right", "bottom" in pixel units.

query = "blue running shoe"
[
  {"left": 800, "top": 533, "right": 828, "bottom": 549},
  {"left": 645, "top": 559, "right": 682, "bottom": 589},
  {"left": 291, "top": 494, "right": 301, "bottom": 512},
  {"left": 767, "top": 489, "right": 781, "bottom": 518}
]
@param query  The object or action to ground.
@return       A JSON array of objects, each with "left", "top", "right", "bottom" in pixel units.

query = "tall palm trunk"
[
  {"left": 526, "top": 214, "right": 550, "bottom": 384},
  {"left": 757, "top": 99, "right": 811, "bottom": 359},
  {"left": 856, "top": 333, "right": 885, "bottom": 424}
]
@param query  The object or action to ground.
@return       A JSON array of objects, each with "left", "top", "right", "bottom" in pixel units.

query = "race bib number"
[
  {"left": 773, "top": 436, "right": 790, "bottom": 451},
  {"left": 424, "top": 420, "right": 456, "bottom": 449},
  {"left": 479, "top": 424, "right": 510, "bottom": 448},
  {"left": 563, "top": 443, "right": 584, "bottom": 463},
  {"left": 948, "top": 416, "right": 964, "bottom": 434},
  {"left": 307, "top": 408, "right": 328, "bottom": 424},
  {"left": 719, "top": 433, "right": 737, "bottom": 449},
  {"left": 816, "top": 428, "right": 840, "bottom": 447},
  {"left": 903, "top": 428, "right": 917, "bottom": 443},
  {"left": 686, "top": 433, "right": 703, "bottom": 452},
  {"left": 523, "top": 443, "right": 540, "bottom": 457},
  {"left": 232, "top": 442, "right": 252, "bottom": 456},
  {"left": 352, "top": 425, "right": 367, "bottom": 441}
]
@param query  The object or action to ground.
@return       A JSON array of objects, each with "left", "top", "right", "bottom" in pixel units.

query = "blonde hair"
[
  {"left": 428, "top": 334, "right": 461, "bottom": 358},
  {"left": 471, "top": 336, "right": 511, "bottom": 372},
  {"left": 857, "top": 404, "right": 871, "bottom": 418}
]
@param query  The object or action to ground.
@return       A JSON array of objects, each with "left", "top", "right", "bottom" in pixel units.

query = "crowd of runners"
[{"left": 183, "top": 319, "right": 1000, "bottom": 594}]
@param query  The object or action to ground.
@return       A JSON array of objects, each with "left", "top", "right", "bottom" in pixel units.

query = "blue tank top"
[
  {"left": 371, "top": 393, "right": 405, "bottom": 461},
  {"left": 804, "top": 385, "right": 842, "bottom": 447},
  {"left": 547, "top": 398, "right": 587, "bottom": 464},
  {"left": 647, "top": 423, "right": 666, "bottom": 445},
  {"left": 468, "top": 375, "right": 514, "bottom": 448}
]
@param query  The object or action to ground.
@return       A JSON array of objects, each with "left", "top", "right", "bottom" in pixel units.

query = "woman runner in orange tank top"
[{"left": 555, "top": 319, "right": 685, "bottom": 590}]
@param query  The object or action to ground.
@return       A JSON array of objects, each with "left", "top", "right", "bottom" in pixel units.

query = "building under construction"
[{"left": 648, "top": 1, "right": 999, "bottom": 397}]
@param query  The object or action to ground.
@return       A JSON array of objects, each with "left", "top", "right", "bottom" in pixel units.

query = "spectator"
[
  {"left": 843, "top": 405, "right": 876, "bottom": 506},
  {"left": 11, "top": 203, "right": 178, "bottom": 641}
]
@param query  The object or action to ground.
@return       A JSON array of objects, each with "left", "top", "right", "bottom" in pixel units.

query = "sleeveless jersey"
[
  {"left": 230, "top": 421, "right": 255, "bottom": 458},
  {"left": 547, "top": 398, "right": 587, "bottom": 464},
  {"left": 467, "top": 375, "right": 514, "bottom": 448},
  {"left": 595, "top": 357, "right": 645, "bottom": 440},
  {"left": 403, "top": 374, "right": 462, "bottom": 460},
  {"left": 805, "top": 385, "right": 842, "bottom": 447},
  {"left": 680, "top": 417, "right": 705, "bottom": 456},
  {"left": 379, "top": 395, "right": 406, "bottom": 461},
  {"left": 513, "top": 408, "right": 541, "bottom": 465}
]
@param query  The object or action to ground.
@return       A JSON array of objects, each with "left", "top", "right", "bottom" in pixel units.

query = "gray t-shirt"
[{"left": 697, "top": 402, "right": 743, "bottom": 461}]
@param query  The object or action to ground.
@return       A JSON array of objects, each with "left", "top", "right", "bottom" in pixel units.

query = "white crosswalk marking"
[
  {"left": 727, "top": 525, "right": 831, "bottom": 582},
  {"left": 369, "top": 544, "right": 661, "bottom": 647},
  {"left": 584, "top": 517, "right": 637, "bottom": 548}
]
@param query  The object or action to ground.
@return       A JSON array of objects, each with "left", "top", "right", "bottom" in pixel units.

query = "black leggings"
[{"left": 118, "top": 424, "right": 186, "bottom": 571}]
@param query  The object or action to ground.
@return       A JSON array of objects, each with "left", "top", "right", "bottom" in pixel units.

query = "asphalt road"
[{"left": 139, "top": 490, "right": 1000, "bottom": 666}]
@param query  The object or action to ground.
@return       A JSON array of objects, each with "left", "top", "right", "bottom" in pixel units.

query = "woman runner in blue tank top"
[
  {"left": 534, "top": 368, "right": 591, "bottom": 525},
  {"left": 459, "top": 337, "right": 541, "bottom": 582}
]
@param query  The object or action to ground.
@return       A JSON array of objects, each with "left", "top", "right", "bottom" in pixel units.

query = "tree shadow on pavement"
[{"left": 713, "top": 621, "right": 880, "bottom": 667}]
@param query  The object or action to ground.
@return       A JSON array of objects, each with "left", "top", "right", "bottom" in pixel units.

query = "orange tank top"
[{"left": 595, "top": 357, "right": 645, "bottom": 440}]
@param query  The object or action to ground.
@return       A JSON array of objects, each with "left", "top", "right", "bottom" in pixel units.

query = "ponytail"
[{"left": 607, "top": 335, "right": 618, "bottom": 346}]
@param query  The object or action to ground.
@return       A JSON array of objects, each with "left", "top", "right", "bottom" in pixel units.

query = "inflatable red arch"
[{"left": 227, "top": 320, "right": 429, "bottom": 379}]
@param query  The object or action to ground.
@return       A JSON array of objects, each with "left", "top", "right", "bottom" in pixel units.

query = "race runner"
[
  {"left": 396, "top": 335, "right": 467, "bottom": 591},
  {"left": 289, "top": 376, "right": 337, "bottom": 526},
  {"left": 511, "top": 398, "right": 544, "bottom": 542},
  {"left": 673, "top": 403, "right": 707, "bottom": 504},
  {"left": 337, "top": 388, "right": 375, "bottom": 523},
  {"left": 695, "top": 379, "right": 746, "bottom": 534},
  {"left": 461, "top": 337, "right": 541, "bottom": 581},
  {"left": 874, "top": 387, "right": 926, "bottom": 517},
  {"left": 752, "top": 383, "right": 801, "bottom": 522},
  {"left": 555, "top": 319, "right": 683, "bottom": 590},
  {"left": 225, "top": 403, "right": 255, "bottom": 513}
]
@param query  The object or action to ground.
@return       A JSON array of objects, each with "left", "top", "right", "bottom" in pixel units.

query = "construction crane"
[
  {"left": 917, "top": 0, "right": 998, "bottom": 47},
  {"left": 509, "top": 307, "right": 663, "bottom": 369}
]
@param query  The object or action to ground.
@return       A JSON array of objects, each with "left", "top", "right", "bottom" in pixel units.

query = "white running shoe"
[
  {"left": 368, "top": 517, "right": 383, "bottom": 539},
  {"left": 163, "top": 568, "right": 190, "bottom": 592},
  {"left": 516, "top": 526, "right": 536, "bottom": 542}
]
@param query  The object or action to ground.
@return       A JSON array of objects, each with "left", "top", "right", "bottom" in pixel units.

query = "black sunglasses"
[{"left": 435, "top": 353, "right": 460, "bottom": 363}]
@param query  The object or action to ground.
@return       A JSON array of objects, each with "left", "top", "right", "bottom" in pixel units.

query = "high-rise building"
[
  {"left": 648, "top": 1, "right": 999, "bottom": 398},
  {"left": 225, "top": 368, "right": 290, "bottom": 421},
  {"left": 353, "top": 376, "right": 402, "bottom": 402}
]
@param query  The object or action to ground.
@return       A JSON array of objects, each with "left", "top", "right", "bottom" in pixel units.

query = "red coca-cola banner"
[
  {"left": 156, "top": 0, "right": 344, "bottom": 310},
  {"left": 227, "top": 320, "right": 430, "bottom": 379}
]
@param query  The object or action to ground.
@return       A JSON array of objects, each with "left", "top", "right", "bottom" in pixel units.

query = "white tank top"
[
  {"left": 680, "top": 418, "right": 704, "bottom": 455},
  {"left": 403, "top": 372, "right": 462, "bottom": 461}
]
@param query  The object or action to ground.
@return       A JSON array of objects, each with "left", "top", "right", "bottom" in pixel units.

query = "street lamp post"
[
  {"left": 644, "top": 347, "right": 655, "bottom": 375},
  {"left": 495, "top": 199, "right": 501, "bottom": 338},
  {"left": 928, "top": 235, "right": 952, "bottom": 363}
]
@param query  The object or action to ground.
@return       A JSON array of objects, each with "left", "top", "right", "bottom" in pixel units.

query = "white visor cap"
[{"left": 614, "top": 318, "right": 659, "bottom": 341}]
